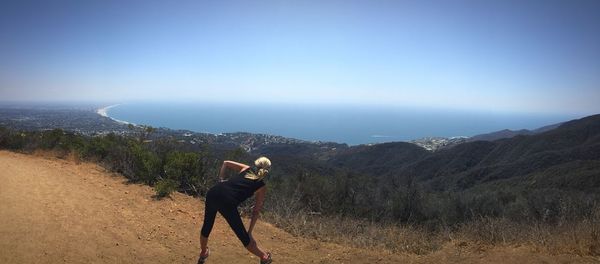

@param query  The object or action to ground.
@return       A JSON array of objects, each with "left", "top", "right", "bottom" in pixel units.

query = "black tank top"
[{"left": 215, "top": 167, "right": 265, "bottom": 206}]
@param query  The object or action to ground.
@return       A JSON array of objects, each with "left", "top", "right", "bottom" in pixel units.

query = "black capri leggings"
[{"left": 200, "top": 190, "right": 251, "bottom": 247}]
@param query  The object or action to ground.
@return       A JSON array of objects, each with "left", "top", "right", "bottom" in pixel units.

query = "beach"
[{"left": 96, "top": 104, "right": 132, "bottom": 125}]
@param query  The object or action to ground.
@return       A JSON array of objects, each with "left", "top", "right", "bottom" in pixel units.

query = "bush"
[
  {"left": 83, "top": 134, "right": 118, "bottom": 159},
  {"left": 0, "top": 130, "right": 27, "bottom": 150},
  {"left": 39, "top": 129, "right": 64, "bottom": 149},
  {"left": 164, "top": 151, "right": 209, "bottom": 196},
  {"left": 128, "top": 141, "right": 161, "bottom": 184},
  {"left": 154, "top": 179, "right": 178, "bottom": 198}
]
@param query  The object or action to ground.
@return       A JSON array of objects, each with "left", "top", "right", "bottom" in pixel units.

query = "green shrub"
[
  {"left": 39, "top": 129, "right": 64, "bottom": 149},
  {"left": 3, "top": 131, "right": 27, "bottom": 150},
  {"left": 164, "top": 151, "right": 206, "bottom": 195},
  {"left": 128, "top": 141, "right": 161, "bottom": 184},
  {"left": 155, "top": 179, "right": 178, "bottom": 198}
]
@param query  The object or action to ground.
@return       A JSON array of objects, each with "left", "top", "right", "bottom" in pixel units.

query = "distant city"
[{"left": 0, "top": 105, "right": 341, "bottom": 152}]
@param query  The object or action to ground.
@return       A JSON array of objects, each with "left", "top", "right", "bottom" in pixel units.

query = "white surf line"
[
  {"left": 371, "top": 135, "right": 394, "bottom": 138},
  {"left": 96, "top": 104, "right": 135, "bottom": 125}
]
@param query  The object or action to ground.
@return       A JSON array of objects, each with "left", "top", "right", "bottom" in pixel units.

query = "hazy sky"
[{"left": 1, "top": 0, "right": 599, "bottom": 114}]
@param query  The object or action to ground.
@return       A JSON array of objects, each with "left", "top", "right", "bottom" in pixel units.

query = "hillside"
[
  {"left": 407, "top": 114, "right": 600, "bottom": 191},
  {"left": 1, "top": 151, "right": 597, "bottom": 263},
  {"left": 325, "top": 114, "right": 600, "bottom": 192},
  {"left": 467, "top": 122, "right": 562, "bottom": 142}
]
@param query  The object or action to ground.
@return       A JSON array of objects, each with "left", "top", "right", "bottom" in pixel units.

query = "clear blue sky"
[{"left": 1, "top": 0, "right": 599, "bottom": 114}]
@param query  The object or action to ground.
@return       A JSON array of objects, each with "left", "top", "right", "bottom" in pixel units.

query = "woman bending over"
[{"left": 198, "top": 157, "right": 272, "bottom": 264}]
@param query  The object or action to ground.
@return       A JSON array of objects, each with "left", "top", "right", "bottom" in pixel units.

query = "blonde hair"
[{"left": 245, "top": 156, "right": 271, "bottom": 180}]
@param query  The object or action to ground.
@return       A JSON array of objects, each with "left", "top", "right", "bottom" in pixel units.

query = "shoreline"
[
  {"left": 96, "top": 104, "right": 134, "bottom": 125},
  {"left": 91, "top": 104, "right": 571, "bottom": 146}
]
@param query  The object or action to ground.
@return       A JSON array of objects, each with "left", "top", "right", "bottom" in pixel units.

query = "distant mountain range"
[
  {"left": 409, "top": 122, "right": 564, "bottom": 151},
  {"left": 467, "top": 122, "right": 563, "bottom": 142},
  {"left": 255, "top": 114, "right": 600, "bottom": 193}
]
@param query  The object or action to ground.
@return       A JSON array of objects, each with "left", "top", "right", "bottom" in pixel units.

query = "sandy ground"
[{"left": 0, "top": 150, "right": 598, "bottom": 264}]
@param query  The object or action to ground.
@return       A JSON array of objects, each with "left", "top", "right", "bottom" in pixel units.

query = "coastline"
[
  {"left": 92, "top": 103, "right": 576, "bottom": 146},
  {"left": 96, "top": 104, "right": 134, "bottom": 125}
]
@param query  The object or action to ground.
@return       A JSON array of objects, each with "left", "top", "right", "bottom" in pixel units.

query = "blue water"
[{"left": 107, "top": 102, "right": 580, "bottom": 145}]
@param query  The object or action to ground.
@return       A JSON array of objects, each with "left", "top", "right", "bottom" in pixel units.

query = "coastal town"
[{"left": 0, "top": 105, "right": 347, "bottom": 153}]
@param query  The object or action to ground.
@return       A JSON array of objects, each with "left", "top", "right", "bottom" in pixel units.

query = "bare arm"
[
  {"left": 248, "top": 186, "right": 266, "bottom": 235},
  {"left": 218, "top": 160, "right": 250, "bottom": 181}
]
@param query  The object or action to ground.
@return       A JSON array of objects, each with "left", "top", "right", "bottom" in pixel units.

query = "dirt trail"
[{"left": 0, "top": 150, "right": 597, "bottom": 264}]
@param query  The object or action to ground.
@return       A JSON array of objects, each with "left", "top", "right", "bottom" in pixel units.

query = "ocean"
[{"left": 105, "top": 102, "right": 579, "bottom": 145}]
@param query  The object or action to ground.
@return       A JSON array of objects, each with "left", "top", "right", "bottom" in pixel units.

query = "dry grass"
[
  {"left": 263, "top": 210, "right": 445, "bottom": 255},
  {"left": 456, "top": 216, "right": 600, "bottom": 256},
  {"left": 263, "top": 209, "right": 600, "bottom": 257}
]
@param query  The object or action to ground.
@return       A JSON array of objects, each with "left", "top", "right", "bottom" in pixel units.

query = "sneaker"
[
  {"left": 197, "top": 248, "right": 209, "bottom": 264},
  {"left": 260, "top": 252, "right": 272, "bottom": 264}
]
